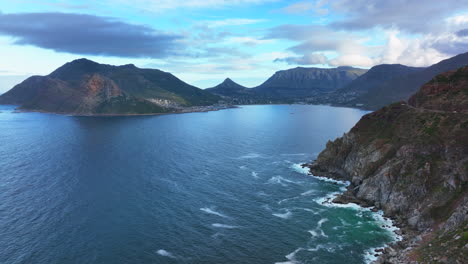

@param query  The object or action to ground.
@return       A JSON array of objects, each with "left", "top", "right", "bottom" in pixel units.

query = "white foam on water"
[
  {"left": 292, "top": 163, "right": 351, "bottom": 187},
  {"left": 300, "top": 190, "right": 315, "bottom": 196},
  {"left": 307, "top": 218, "right": 329, "bottom": 238},
  {"left": 306, "top": 245, "right": 326, "bottom": 252},
  {"left": 251, "top": 171, "right": 259, "bottom": 179},
  {"left": 363, "top": 246, "right": 385, "bottom": 264},
  {"left": 290, "top": 163, "right": 310, "bottom": 175},
  {"left": 156, "top": 249, "right": 176, "bottom": 258},
  {"left": 211, "top": 223, "right": 239, "bottom": 229},
  {"left": 238, "top": 153, "right": 263, "bottom": 159},
  {"left": 272, "top": 209, "right": 293, "bottom": 219},
  {"left": 200, "top": 207, "right": 229, "bottom": 218},
  {"left": 317, "top": 218, "right": 328, "bottom": 227},
  {"left": 312, "top": 175, "right": 350, "bottom": 186},
  {"left": 314, "top": 192, "right": 366, "bottom": 211},
  {"left": 239, "top": 165, "right": 247, "bottom": 170},
  {"left": 292, "top": 207, "right": 316, "bottom": 213},
  {"left": 311, "top": 181, "right": 402, "bottom": 263},
  {"left": 278, "top": 196, "right": 300, "bottom": 205},
  {"left": 284, "top": 162, "right": 402, "bottom": 264},
  {"left": 308, "top": 230, "right": 319, "bottom": 237},
  {"left": 275, "top": 247, "right": 304, "bottom": 264},
  {"left": 339, "top": 218, "right": 350, "bottom": 226},
  {"left": 267, "top": 176, "right": 297, "bottom": 187},
  {"left": 281, "top": 153, "right": 307, "bottom": 156},
  {"left": 372, "top": 211, "right": 403, "bottom": 241}
]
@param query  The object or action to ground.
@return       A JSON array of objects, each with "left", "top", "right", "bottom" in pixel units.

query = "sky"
[{"left": 0, "top": 0, "right": 467, "bottom": 92}]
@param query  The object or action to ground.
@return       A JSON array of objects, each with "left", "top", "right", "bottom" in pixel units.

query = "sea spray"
[{"left": 291, "top": 162, "right": 402, "bottom": 262}]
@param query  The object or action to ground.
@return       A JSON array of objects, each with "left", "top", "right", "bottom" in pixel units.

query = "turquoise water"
[{"left": 0, "top": 104, "right": 397, "bottom": 264}]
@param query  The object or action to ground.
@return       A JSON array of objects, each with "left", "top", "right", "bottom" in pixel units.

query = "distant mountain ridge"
[
  {"left": 0, "top": 58, "right": 220, "bottom": 115},
  {"left": 349, "top": 52, "right": 468, "bottom": 109},
  {"left": 253, "top": 66, "right": 367, "bottom": 98},
  {"left": 339, "top": 64, "right": 424, "bottom": 93}
]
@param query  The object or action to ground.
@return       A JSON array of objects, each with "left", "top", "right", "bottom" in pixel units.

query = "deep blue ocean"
[{"left": 0, "top": 104, "right": 398, "bottom": 264}]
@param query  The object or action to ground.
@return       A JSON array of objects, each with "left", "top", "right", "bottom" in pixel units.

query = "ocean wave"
[
  {"left": 281, "top": 153, "right": 307, "bottom": 156},
  {"left": 238, "top": 153, "right": 264, "bottom": 159},
  {"left": 275, "top": 247, "right": 303, "bottom": 264},
  {"left": 292, "top": 207, "right": 316, "bottom": 213},
  {"left": 156, "top": 249, "right": 176, "bottom": 258},
  {"left": 272, "top": 209, "right": 293, "bottom": 219},
  {"left": 211, "top": 223, "right": 239, "bottom": 229},
  {"left": 311, "top": 174, "right": 350, "bottom": 186},
  {"left": 267, "top": 176, "right": 297, "bottom": 186},
  {"left": 200, "top": 207, "right": 229, "bottom": 218},
  {"left": 312, "top": 181, "right": 402, "bottom": 262},
  {"left": 300, "top": 190, "right": 315, "bottom": 196},
  {"left": 278, "top": 196, "right": 300, "bottom": 205},
  {"left": 364, "top": 246, "right": 385, "bottom": 264},
  {"left": 317, "top": 218, "right": 328, "bottom": 227},
  {"left": 372, "top": 211, "right": 403, "bottom": 241},
  {"left": 290, "top": 163, "right": 310, "bottom": 175},
  {"left": 251, "top": 171, "right": 259, "bottom": 179},
  {"left": 307, "top": 218, "right": 329, "bottom": 238}
]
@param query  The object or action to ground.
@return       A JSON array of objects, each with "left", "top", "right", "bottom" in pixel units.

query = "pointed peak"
[{"left": 223, "top": 77, "right": 234, "bottom": 83}]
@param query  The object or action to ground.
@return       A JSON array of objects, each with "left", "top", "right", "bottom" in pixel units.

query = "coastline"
[
  {"left": 4, "top": 104, "right": 238, "bottom": 117},
  {"left": 299, "top": 163, "right": 409, "bottom": 264}
]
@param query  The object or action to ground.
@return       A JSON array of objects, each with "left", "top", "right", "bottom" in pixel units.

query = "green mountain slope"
[{"left": 0, "top": 58, "right": 219, "bottom": 114}]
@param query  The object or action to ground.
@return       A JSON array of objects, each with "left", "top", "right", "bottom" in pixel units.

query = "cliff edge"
[{"left": 306, "top": 66, "right": 468, "bottom": 263}]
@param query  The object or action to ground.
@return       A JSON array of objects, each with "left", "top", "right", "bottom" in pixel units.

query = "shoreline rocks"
[{"left": 303, "top": 67, "right": 468, "bottom": 263}]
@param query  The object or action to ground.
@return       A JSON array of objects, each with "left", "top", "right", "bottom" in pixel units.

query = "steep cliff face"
[{"left": 307, "top": 67, "right": 468, "bottom": 263}]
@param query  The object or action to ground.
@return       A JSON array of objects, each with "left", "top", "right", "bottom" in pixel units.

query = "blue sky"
[{"left": 0, "top": 0, "right": 467, "bottom": 92}]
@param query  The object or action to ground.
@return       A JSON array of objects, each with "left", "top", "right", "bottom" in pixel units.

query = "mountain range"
[
  {"left": 210, "top": 52, "right": 468, "bottom": 110},
  {"left": 1, "top": 52, "right": 467, "bottom": 114},
  {"left": 0, "top": 58, "right": 219, "bottom": 115}
]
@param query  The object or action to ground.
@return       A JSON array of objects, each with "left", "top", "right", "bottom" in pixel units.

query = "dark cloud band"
[{"left": 0, "top": 12, "right": 183, "bottom": 58}]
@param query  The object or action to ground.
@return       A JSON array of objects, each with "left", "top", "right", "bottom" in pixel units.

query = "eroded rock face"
[{"left": 307, "top": 67, "right": 468, "bottom": 263}]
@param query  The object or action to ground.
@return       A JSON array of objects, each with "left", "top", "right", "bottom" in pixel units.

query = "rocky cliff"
[{"left": 306, "top": 66, "right": 468, "bottom": 263}]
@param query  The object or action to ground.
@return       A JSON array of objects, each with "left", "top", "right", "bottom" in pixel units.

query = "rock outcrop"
[{"left": 306, "top": 66, "right": 468, "bottom": 263}]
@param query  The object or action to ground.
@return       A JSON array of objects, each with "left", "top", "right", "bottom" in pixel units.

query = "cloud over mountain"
[{"left": 0, "top": 12, "right": 183, "bottom": 58}]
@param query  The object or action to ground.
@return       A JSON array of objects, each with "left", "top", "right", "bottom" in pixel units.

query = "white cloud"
[
  {"left": 275, "top": 53, "right": 328, "bottom": 65},
  {"left": 376, "top": 31, "right": 460, "bottom": 66},
  {"left": 227, "top": 36, "right": 274, "bottom": 46}
]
